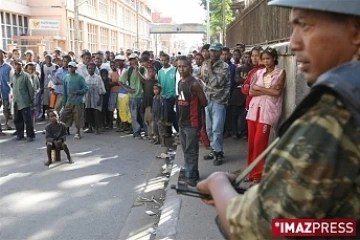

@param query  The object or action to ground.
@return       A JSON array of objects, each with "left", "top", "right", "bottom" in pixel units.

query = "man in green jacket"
[{"left": 12, "top": 59, "right": 35, "bottom": 141}]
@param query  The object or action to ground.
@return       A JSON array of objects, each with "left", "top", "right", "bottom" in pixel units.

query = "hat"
[
  {"left": 54, "top": 47, "right": 62, "bottom": 51},
  {"left": 24, "top": 62, "right": 36, "bottom": 68},
  {"left": 209, "top": 43, "right": 223, "bottom": 51},
  {"left": 24, "top": 49, "right": 34, "bottom": 55},
  {"left": 68, "top": 62, "right": 77, "bottom": 68},
  {"left": 13, "top": 59, "right": 23, "bottom": 65},
  {"left": 268, "top": 0, "right": 360, "bottom": 17},
  {"left": 128, "top": 53, "right": 138, "bottom": 60},
  {"left": 115, "top": 55, "right": 126, "bottom": 61},
  {"left": 0, "top": 49, "right": 6, "bottom": 54},
  {"left": 45, "top": 54, "right": 53, "bottom": 59}
]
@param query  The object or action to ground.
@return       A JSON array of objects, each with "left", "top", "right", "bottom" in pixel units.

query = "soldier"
[{"left": 196, "top": 0, "right": 360, "bottom": 239}]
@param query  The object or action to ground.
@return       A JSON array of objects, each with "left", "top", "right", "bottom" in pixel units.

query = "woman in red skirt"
[{"left": 246, "top": 47, "right": 286, "bottom": 183}]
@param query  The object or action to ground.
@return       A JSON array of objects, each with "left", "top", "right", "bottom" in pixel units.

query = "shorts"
[
  {"left": 60, "top": 103, "right": 84, "bottom": 129},
  {"left": 2, "top": 99, "right": 10, "bottom": 113}
]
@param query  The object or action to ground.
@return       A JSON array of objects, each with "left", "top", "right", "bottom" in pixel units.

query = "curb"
[{"left": 155, "top": 148, "right": 184, "bottom": 240}]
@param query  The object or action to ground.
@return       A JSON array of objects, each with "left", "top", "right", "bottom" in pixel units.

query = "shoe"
[
  {"left": 203, "top": 151, "right": 214, "bottom": 160},
  {"left": 213, "top": 152, "right": 223, "bottom": 166},
  {"left": 184, "top": 178, "right": 198, "bottom": 187},
  {"left": 27, "top": 137, "right": 34, "bottom": 142},
  {"left": 84, "top": 128, "right": 94, "bottom": 133},
  {"left": 15, "top": 136, "right": 24, "bottom": 141},
  {"left": 44, "top": 160, "right": 52, "bottom": 166}
]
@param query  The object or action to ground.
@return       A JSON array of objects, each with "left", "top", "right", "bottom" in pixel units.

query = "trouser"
[
  {"left": 54, "top": 94, "right": 63, "bottom": 113},
  {"left": 231, "top": 105, "right": 247, "bottom": 137},
  {"left": 247, "top": 108, "right": 271, "bottom": 180},
  {"left": 158, "top": 120, "right": 173, "bottom": 150},
  {"left": 163, "top": 96, "right": 179, "bottom": 133},
  {"left": 144, "top": 106, "right": 153, "bottom": 136},
  {"left": 205, "top": 101, "right": 226, "bottom": 153},
  {"left": 35, "top": 91, "right": 42, "bottom": 117},
  {"left": 180, "top": 127, "right": 200, "bottom": 180},
  {"left": 129, "top": 97, "right": 144, "bottom": 137},
  {"left": 14, "top": 104, "right": 35, "bottom": 138},
  {"left": 200, "top": 109, "right": 210, "bottom": 148},
  {"left": 85, "top": 108, "right": 101, "bottom": 130}
]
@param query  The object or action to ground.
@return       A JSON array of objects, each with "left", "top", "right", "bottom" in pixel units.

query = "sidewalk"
[{"left": 156, "top": 138, "right": 248, "bottom": 240}]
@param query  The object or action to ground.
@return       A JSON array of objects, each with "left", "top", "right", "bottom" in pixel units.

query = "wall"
[{"left": 273, "top": 42, "right": 310, "bottom": 123}]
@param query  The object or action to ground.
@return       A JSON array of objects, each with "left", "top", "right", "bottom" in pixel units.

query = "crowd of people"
[{"left": 0, "top": 41, "right": 287, "bottom": 185}]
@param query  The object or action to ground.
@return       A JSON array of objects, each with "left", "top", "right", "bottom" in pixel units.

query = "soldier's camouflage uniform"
[{"left": 226, "top": 93, "right": 360, "bottom": 239}]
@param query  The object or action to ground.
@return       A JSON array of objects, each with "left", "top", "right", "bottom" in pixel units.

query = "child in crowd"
[
  {"left": 84, "top": 63, "right": 106, "bottom": 134},
  {"left": 24, "top": 62, "right": 41, "bottom": 126},
  {"left": 152, "top": 84, "right": 163, "bottom": 145},
  {"left": 100, "top": 69, "right": 111, "bottom": 129},
  {"left": 142, "top": 66, "right": 158, "bottom": 141},
  {"left": 45, "top": 110, "right": 72, "bottom": 166},
  {"left": 48, "top": 66, "right": 59, "bottom": 111}
]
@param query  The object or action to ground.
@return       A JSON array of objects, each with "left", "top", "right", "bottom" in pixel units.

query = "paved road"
[{"left": 0, "top": 122, "right": 169, "bottom": 240}]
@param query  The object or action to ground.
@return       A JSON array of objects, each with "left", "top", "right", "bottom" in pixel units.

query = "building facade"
[{"left": 0, "top": 0, "right": 152, "bottom": 56}]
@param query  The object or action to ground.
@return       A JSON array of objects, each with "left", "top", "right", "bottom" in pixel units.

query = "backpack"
[{"left": 127, "top": 66, "right": 145, "bottom": 87}]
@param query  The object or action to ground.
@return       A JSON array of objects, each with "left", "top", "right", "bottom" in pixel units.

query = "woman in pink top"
[{"left": 246, "top": 47, "right": 286, "bottom": 182}]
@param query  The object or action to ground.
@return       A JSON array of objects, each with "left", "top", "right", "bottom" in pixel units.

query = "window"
[
  {"left": 0, "top": 12, "right": 28, "bottom": 49},
  {"left": 99, "top": 0, "right": 108, "bottom": 21},
  {"left": 125, "top": 10, "right": 131, "bottom": 30},
  {"left": 87, "top": 0, "right": 96, "bottom": 17},
  {"left": 99, "top": 27, "right": 109, "bottom": 51},
  {"left": 69, "top": 19, "right": 83, "bottom": 51},
  {"left": 87, "top": 24, "right": 97, "bottom": 52},
  {"left": 110, "top": 30, "right": 117, "bottom": 52},
  {"left": 110, "top": 1, "right": 117, "bottom": 24},
  {"left": 131, "top": 13, "right": 136, "bottom": 32}
]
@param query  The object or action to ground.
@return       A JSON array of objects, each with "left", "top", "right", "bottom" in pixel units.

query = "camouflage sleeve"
[{"left": 226, "top": 94, "right": 360, "bottom": 240}]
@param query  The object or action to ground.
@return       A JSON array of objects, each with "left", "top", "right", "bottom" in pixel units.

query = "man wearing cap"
[
  {"left": 201, "top": 43, "right": 230, "bottom": 166},
  {"left": 0, "top": 49, "right": 14, "bottom": 131},
  {"left": 24, "top": 50, "right": 41, "bottom": 77},
  {"left": 61, "top": 62, "right": 88, "bottom": 139},
  {"left": 119, "top": 53, "right": 145, "bottom": 138},
  {"left": 197, "top": 1, "right": 360, "bottom": 239},
  {"left": 12, "top": 59, "right": 35, "bottom": 141}
]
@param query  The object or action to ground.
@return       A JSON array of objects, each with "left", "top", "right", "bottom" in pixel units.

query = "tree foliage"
[{"left": 200, "top": 0, "right": 234, "bottom": 32}]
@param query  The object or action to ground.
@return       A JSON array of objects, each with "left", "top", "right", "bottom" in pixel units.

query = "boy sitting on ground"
[{"left": 45, "top": 110, "right": 73, "bottom": 166}]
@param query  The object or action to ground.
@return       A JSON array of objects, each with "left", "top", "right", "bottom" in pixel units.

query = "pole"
[
  {"left": 74, "top": 0, "right": 81, "bottom": 58},
  {"left": 136, "top": 0, "right": 139, "bottom": 50},
  {"left": 206, "top": 0, "right": 210, "bottom": 44},
  {"left": 155, "top": 34, "right": 158, "bottom": 58},
  {"left": 222, "top": 0, "right": 226, "bottom": 45}
]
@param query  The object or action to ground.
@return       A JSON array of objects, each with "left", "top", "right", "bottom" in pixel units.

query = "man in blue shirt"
[
  {"left": 53, "top": 55, "right": 71, "bottom": 112},
  {"left": 0, "top": 49, "right": 14, "bottom": 131}
]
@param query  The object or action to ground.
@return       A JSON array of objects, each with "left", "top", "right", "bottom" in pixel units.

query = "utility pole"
[
  {"left": 74, "top": 0, "right": 81, "bottom": 58},
  {"left": 222, "top": 0, "right": 226, "bottom": 45},
  {"left": 206, "top": 0, "right": 210, "bottom": 44},
  {"left": 136, "top": 0, "right": 139, "bottom": 50}
]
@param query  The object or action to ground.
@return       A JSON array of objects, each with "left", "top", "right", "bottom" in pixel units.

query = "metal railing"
[{"left": 226, "top": 0, "right": 292, "bottom": 47}]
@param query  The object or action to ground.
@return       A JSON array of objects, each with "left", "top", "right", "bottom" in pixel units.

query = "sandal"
[
  {"left": 5, "top": 125, "right": 13, "bottom": 130},
  {"left": 156, "top": 153, "right": 169, "bottom": 159},
  {"left": 73, "top": 134, "right": 81, "bottom": 140}
]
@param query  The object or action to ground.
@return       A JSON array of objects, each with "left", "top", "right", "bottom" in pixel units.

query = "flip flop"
[
  {"left": 156, "top": 153, "right": 169, "bottom": 159},
  {"left": 73, "top": 134, "right": 81, "bottom": 140}
]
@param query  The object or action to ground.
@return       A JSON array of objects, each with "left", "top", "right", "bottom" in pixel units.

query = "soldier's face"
[{"left": 290, "top": 9, "right": 360, "bottom": 84}]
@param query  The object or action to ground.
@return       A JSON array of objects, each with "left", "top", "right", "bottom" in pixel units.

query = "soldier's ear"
[{"left": 349, "top": 17, "right": 360, "bottom": 46}]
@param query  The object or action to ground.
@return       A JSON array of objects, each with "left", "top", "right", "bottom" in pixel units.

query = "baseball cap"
[
  {"left": 209, "top": 43, "right": 223, "bottom": 51},
  {"left": 13, "top": 59, "right": 23, "bottom": 65},
  {"left": 68, "top": 62, "right": 77, "bottom": 68},
  {"left": 115, "top": 55, "right": 126, "bottom": 61},
  {"left": 24, "top": 49, "right": 34, "bottom": 55},
  {"left": 128, "top": 53, "right": 138, "bottom": 60},
  {"left": 24, "top": 62, "right": 36, "bottom": 68}
]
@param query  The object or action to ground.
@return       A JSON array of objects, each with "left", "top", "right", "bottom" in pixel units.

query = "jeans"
[
  {"left": 180, "top": 127, "right": 199, "bottom": 179},
  {"left": 14, "top": 104, "right": 35, "bottom": 138},
  {"left": 129, "top": 97, "right": 143, "bottom": 137},
  {"left": 205, "top": 101, "right": 226, "bottom": 153},
  {"left": 231, "top": 105, "right": 247, "bottom": 137},
  {"left": 163, "top": 96, "right": 179, "bottom": 133}
]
